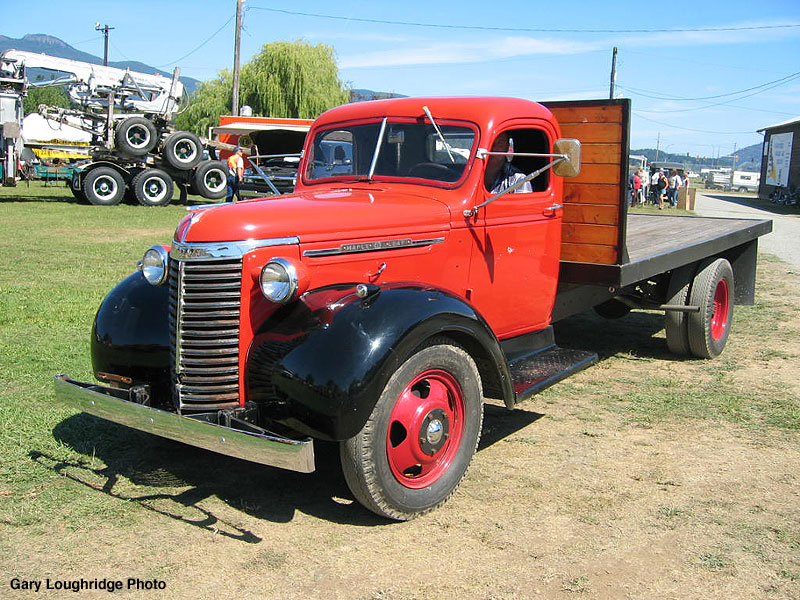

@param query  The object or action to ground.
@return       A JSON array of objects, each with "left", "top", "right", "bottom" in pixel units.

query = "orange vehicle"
[
  {"left": 56, "top": 97, "right": 771, "bottom": 520},
  {"left": 213, "top": 115, "right": 313, "bottom": 195}
]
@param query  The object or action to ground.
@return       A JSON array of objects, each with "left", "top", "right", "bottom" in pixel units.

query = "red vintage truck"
[{"left": 55, "top": 97, "right": 771, "bottom": 520}]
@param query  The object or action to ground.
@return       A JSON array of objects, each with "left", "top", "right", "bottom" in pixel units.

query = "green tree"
[
  {"left": 174, "top": 40, "right": 349, "bottom": 136},
  {"left": 174, "top": 70, "right": 233, "bottom": 137},
  {"left": 23, "top": 83, "right": 71, "bottom": 115}
]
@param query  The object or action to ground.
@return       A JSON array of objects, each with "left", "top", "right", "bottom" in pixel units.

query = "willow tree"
[
  {"left": 174, "top": 70, "right": 233, "bottom": 136},
  {"left": 174, "top": 40, "right": 349, "bottom": 136},
  {"left": 240, "top": 41, "right": 349, "bottom": 118}
]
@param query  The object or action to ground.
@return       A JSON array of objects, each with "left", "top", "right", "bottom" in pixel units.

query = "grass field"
[{"left": 1, "top": 182, "right": 798, "bottom": 599}]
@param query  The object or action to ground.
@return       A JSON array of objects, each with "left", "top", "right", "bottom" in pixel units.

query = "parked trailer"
[
  {"left": 55, "top": 97, "right": 771, "bottom": 520},
  {"left": 1, "top": 48, "right": 226, "bottom": 204}
]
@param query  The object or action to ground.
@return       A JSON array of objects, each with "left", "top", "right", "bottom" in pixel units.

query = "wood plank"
[
  {"left": 560, "top": 243, "right": 618, "bottom": 264},
  {"left": 563, "top": 204, "right": 619, "bottom": 226},
  {"left": 563, "top": 183, "right": 620, "bottom": 205},
  {"left": 570, "top": 163, "right": 621, "bottom": 185},
  {"left": 562, "top": 223, "right": 619, "bottom": 246},
  {"left": 547, "top": 104, "right": 623, "bottom": 125},
  {"left": 559, "top": 123, "right": 623, "bottom": 144},
  {"left": 579, "top": 143, "right": 622, "bottom": 164}
]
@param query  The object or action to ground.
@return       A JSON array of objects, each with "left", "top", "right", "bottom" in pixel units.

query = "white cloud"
[
  {"left": 339, "top": 36, "right": 600, "bottom": 69},
  {"left": 338, "top": 20, "right": 800, "bottom": 70}
]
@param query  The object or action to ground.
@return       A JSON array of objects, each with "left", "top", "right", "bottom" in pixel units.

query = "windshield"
[{"left": 304, "top": 119, "right": 476, "bottom": 186}]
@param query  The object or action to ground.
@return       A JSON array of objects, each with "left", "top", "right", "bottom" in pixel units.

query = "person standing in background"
[{"left": 227, "top": 146, "right": 244, "bottom": 202}]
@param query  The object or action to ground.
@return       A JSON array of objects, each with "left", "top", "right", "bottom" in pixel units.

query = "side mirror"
[{"left": 553, "top": 138, "right": 581, "bottom": 178}]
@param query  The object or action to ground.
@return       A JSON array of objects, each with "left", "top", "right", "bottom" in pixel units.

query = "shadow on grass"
[
  {"left": 0, "top": 182, "right": 223, "bottom": 207},
  {"left": 37, "top": 401, "right": 544, "bottom": 534},
  {"left": 554, "top": 307, "right": 680, "bottom": 362},
  {"left": 36, "top": 310, "right": 680, "bottom": 534}
]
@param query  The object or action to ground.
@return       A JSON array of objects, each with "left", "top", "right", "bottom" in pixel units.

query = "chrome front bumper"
[{"left": 53, "top": 374, "right": 315, "bottom": 473}]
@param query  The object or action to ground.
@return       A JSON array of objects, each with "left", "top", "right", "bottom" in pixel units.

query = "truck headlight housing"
[
  {"left": 259, "top": 258, "right": 300, "bottom": 304},
  {"left": 141, "top": 245, "right": 169, "bottom": 286}
]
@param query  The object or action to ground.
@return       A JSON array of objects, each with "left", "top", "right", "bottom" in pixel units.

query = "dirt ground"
[{"left": 4, "top": 256, "right": 800, "bottom": 600}]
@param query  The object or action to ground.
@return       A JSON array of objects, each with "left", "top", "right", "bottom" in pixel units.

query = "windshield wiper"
[
  {"left": 367, "top": 117, "right": 388, "bottom": 181},
  {"left": 423, "top": 105, "right": 455, "bottom": 163}
]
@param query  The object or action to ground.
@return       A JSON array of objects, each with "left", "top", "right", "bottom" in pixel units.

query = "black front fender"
[
  {"left": 247, "top": 284, "right": 512, "bottom": 441},
  {"left": 91, "top": 271, "right": 171, "bottom": 396}
]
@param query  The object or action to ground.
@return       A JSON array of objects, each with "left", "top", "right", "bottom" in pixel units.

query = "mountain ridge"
[{"left": 0, "top": 33, "right": 199, "bottom": 94}]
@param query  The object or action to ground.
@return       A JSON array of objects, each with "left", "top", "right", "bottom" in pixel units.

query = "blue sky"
[{"left": 5, "top": 0, "right": 800, "bottom": 157}]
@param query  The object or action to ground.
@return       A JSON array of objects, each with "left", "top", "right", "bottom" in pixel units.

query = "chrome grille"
[{"left": 169, "top": 258, "right": 242, "bottom": 410}]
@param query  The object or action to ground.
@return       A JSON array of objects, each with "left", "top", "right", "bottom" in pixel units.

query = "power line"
[
  {"left": 632, "top": 73, "right": 800, "bottom": 114},
  {"left": 633, "top": 112, "right": 758, "bottom": 135},
  {"left": 156, "top": 14, "right": 235, "bottom": 68},
  {"left": 618, "top": 69, "right": 800, "bottom": 102},
  {"left": 248, "top": 6, "right": 800, "bottom": 34}
]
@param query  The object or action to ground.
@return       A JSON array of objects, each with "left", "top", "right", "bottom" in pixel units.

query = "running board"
[{"left": 509, "top": 346, "right": 598, "bottom": 405}]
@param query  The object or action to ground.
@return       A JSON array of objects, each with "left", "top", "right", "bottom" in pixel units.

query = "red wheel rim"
[
  {"left": 386, "top": 369, "right": 465, "bottom": 489},
  {"left": 710, "top": 278, "right": 730, "bottom": 341}
]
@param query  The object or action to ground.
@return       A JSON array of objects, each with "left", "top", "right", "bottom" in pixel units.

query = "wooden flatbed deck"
[{"left": 559, "top": 213, "right": 773, "bottom": 288}]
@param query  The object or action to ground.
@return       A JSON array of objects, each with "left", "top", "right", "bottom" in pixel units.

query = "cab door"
[{"left": 467, "top": 124, "right": 563, "bottom": 339}]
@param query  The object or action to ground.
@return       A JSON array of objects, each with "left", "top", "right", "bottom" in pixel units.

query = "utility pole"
[
  {"left": 231, "top": 0, "right": 243, "bottom": 116},
  {"left": 655, "top": 132, "right": 661, "bottom": 162},
  {"left": 609, "top": 47, "right": 618, "bottom": 99},
  {"left": 94, "top": 23, "right": 114, "bottom": 66}
]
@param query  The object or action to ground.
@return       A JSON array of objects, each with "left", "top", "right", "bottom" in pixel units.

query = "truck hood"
[{"left": 181, "top": 187, "right": 452, "bottom": 244}]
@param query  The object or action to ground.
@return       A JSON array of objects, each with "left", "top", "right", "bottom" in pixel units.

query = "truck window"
[
  {"left": 305, "top": 119, "right": 476, "bottom": 186},
  {"left": 485, "top": 128, "right": 550, "bottom": 193}
]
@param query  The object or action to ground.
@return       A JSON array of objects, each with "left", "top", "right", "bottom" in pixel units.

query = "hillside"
[
  {"left": 0, "top": 34, "right": 199, "bottom": 94},
  {"left": 631, "top": 142, "right": 762, "bottom": 172}
]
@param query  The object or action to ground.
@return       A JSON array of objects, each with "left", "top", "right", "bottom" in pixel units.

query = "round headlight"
[
  {"left": 259, "top": 258, "right": 298, "bottom": 304},
  {"left": 141, "top": 245, "right": 169, "bottom": 286}
]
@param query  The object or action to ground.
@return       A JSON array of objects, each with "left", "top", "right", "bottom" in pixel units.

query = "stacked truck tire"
[{"left": 73, "top": 118, "right": 228, "bottom": 207}]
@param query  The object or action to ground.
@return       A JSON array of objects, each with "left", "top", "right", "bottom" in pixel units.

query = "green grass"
[
  {"left": 0, "top": 183, "right": 187, "bottom": 528},
  {"left": 1, "top": 181, "right": 798, "bottom": 533}
]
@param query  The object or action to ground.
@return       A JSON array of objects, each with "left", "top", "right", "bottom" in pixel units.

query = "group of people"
[{"left": 630, "top": 168, "right": 690, "bottom": 209}]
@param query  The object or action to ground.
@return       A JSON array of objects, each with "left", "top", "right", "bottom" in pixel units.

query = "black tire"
[
  {"left": 123, "top": 168, "right": 144, "bottom": 204},
  {"left": 82, "top": 167, "right": 125, "bottom": 206},
  {"left": 70, "top": 172, "right": 87, "bottom": 203},
  {"left": 192, "top": 160, "right": 227, "bottom": 199},
  {"left": 115, "top": 117, "right": 158, "bottom": 156},
  {"left": 132, "top": 169, "right": 174, "bottom": 207},
  {"left": 687, "top": 258, "right": 734, "bottom": 359},
  {"left": 162, "top": 131, "right": 203, "bottom": 170},
  {"left": 340, "top": 340, "right": 483, "bottom": 521},
  {"left": 664, "top": 265, "right": 694, "bottom": 355},
  {"left": 593, "top": 298, "right": 631, "bottom": 319}
]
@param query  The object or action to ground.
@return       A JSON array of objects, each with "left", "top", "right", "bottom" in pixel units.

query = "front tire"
[{"left": 340, "top": 340, "right": 483, "bottom": 520}]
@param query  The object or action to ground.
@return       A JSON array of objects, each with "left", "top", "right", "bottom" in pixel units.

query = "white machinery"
[
  {"left": 0, "top": 49, "right": 226, "bottom": 205},
  {"left": 0, "top": 52, "right": 26, "bottom": 185},
  {"left": 0, "top": 49, "right": 185, "bottom": 114}
]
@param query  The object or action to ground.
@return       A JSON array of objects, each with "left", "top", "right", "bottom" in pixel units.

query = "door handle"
[{"left": 545, "top": 204, "right": 563, "bottom": 211}]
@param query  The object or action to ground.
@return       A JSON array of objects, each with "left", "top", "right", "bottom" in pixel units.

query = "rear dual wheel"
[
  {"left": 687, "top": 258, "right": 734, "bottom": 358},
  {"left": 340, "top": 340, "right": 483, "bottom": 521},
  {"left": 132, "top": 169, "right": 174, "bottom": 206},
  {"left": 665, "top": 258, "right": 734, "bottom": 359}
]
